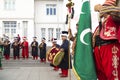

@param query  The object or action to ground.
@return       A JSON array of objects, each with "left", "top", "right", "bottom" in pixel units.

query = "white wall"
[
  {"left": 34, "top": 0, "right": 65, "bottom": 46},
  {"left": 35, "top": 0, "right": 64, "bottom": 23},
  {"left": 0, "top": 0, "right": 34, "bottom": 18},
  {"left": 35, "top": 23, "right": 64, "bottom": 44},
  {"left": 0, "top": 0, "right": 34, "bottom": 44},
  {"left": 0, "top": 19, "right": 34, "bottom": 44}
]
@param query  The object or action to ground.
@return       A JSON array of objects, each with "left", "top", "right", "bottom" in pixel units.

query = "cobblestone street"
[{"left": 0, "top": 59, "right": 76, "bottom": 80}]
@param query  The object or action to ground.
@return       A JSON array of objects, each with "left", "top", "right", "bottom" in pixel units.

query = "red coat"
[
  {"left": 94, "top": 16, "right": 120, "bottom": 80},
  {"left": 100, "top": 16, "right": 120, "bottom": 42},
  {"left": 21, "top": 41, "right": 29, "bottom": 58}
]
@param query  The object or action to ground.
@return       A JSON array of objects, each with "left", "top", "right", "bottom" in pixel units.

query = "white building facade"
[
  {"left": 0, "top": 0, "right": 67, "bottom": 45},
  {"left": 0, "top": 0, "right": 34, "bottom": 43},
  {"left": 34, "top": 0, "right": 66, "bottom": 45}
]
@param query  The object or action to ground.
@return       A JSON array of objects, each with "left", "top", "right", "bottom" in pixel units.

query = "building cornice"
[
  {"left": 35, "top": 22, "right": 65, "bottom": 24},
  {"left": 0, "top": 18, "right": 34, "bottom": 20}
]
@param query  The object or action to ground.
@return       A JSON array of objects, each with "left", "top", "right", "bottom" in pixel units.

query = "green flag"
[{"left": 73, "top": 0, "right": 97, "bottom": 80}]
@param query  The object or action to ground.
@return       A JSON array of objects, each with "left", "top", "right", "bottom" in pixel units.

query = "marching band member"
[
  {"left": 50, "top": 38, "right": 60, "bottom": 71},
  {"left": 51, "top": 38, "right": 60, "bottom": 48},
  {"left": 59, "top": 31, "right": 72, "bottom": 77},
  {"left": 21, "top": 37, "right": 29, "bottom": 59},
  {"left": 12, "top": 37, "right": 20, "bottom": 60},
  {"left": 39, "top": 38, "right": 46, "bottom": 62},
  {"left": 3, "top": 37, "right": 11, "bottom": 60},
  {"left": 93, "top": 0, "right": 120, "bottom": 79},
  {"left": 31, "top": 37, "right": 38, "bottom": 60}
]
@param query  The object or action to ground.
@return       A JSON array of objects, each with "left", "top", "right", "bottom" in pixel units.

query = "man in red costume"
[
  {"left": 93, "top": 0, "right": 120, "bottom": 79},
  {"left": 21, "top": 37, "right": 29, "bottom": 59}
]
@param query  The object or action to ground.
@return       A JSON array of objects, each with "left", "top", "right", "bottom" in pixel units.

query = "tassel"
[
  {"left": 65, "top": 15, "right": 68, "bottom": 24},
  {"left": 71, "top": 7, "right": 74, "bottom": 19}
]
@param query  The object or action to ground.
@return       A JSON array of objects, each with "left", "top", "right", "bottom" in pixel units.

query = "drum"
[
  {"left": 52, "top": 51, "right": 64, "bottom": 66},
  {"left": 47, "top": 47, "right": 64, "bottom": 66},
  {"left": 47, "top": 47, "right": 60, "bottom": 62}
]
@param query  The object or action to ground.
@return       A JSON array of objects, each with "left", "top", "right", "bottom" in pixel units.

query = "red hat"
[
  {"left": 103, "top": 0, "right": 116, "bottom": 6},
  {"left": 23, "top": 36, "right": 26, "bottom": 39}
]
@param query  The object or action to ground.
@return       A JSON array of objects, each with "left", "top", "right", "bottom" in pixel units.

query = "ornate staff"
[
  {"left": 66, "top": 0, "right": 74, "bottom": 80},
  {"left": 66, "top": 0, "right": 74, "bottom": 27}
]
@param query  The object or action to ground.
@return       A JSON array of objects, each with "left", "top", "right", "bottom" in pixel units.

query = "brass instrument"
[
  {"left": 21, "top": 42, "right": 25, "bottom": 48},
  {"left": 4, "top": 41, "right": 10, "bottom": 46},
  {"left": 23, "top": 42, "right": 25, "bottom": 47},
  {"left": 32, "top": 42, "right": 36, "bottom": 46},
  {"left": 14, "top": 42, "right": 19, "bottom": 46},
  {"left": 0, "top": 41, "right": 3, "bottom": 45},
  {"left": 39, "top": 43, "right": 43, "bottom": 48},
  {"left": 0, "top": 38, "right": 3, "bottom": 45}
]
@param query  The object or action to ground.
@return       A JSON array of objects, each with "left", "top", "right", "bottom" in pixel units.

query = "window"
[
  {"left": 48, "top": 28, "right": 54, "bottom": 41},
  {"left": 56, "top": 28, "right": 61, "bottom": 39},
  {"left": 23, "top": 21, "right": 28, "bottom": 37},
  {"left": 53, "top": 8, "right": 56, "bottom": 15},
  {"left": 46, "top": 8, "right": 49, "bottom": 15},
  {"left": 46, "top": 4, "right": 56, "bottom": 15},
  {"left": 4, "top": 0, "right": 15, "bottom": 10},
  {"left": 41, "top": 28, "right": 46, "bottom": 39},
  {"left": 3, "top": 21, "right": 17, "bottom": 39}
]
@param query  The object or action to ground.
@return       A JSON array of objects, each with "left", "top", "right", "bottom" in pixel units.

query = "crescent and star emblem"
[
  {"left": 79, "top": 0, "right": 91, "bottom": 45},
  {"left": 80, "top": 28, "right": 91, "bottom": 45}
]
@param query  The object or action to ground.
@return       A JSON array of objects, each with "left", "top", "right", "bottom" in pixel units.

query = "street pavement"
[{"left": 0, "top": 58, "right": 76, "bottom": 80}]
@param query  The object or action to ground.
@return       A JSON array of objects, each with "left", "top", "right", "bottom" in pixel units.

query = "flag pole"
[{"left": 66, "top": 0, "right": 74, "bottom": 80}]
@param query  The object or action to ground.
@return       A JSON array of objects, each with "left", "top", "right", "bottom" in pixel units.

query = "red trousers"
[
  {"left": 14, "top": 56, "right": 20, "bottom": 60},
  {"left": 61, "top": 69, "right": 68, "bottom": 76},
  {"left": 40, "top": 58, "right": 46, "bottom": 62},
  {"left": 22, "top": 50, "right": 29, "bottom": 59},
  {"left": 53, "top": 66, "right": 59, "bottom": 71},
  {"left": 33, "top": 56, "right": 38, "bottom": 60},
  {"left": 94, "top": 43, "right": 120, "bottom": 80},
  {"left": 4, "top": 54, "right": 10, "bottom": 60}
]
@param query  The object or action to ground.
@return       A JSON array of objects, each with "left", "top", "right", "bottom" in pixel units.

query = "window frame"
[
  {"left": 3, "top": 21, "right": 17, "bottom": 39},
  {"left": 41, "top": 28, "right": 46, "bottom": 39},
  {"left": 48, "top": 28, "right": 54, "bottom": 41},
  {"left": 4, "top": 0, "right": 16, "bottom": 10},
  {"left": 46, "top": 4, "right": 57, "bottom": 16},
  {"left": 56, "top": 28, "right": 61, "bottom": 40}
]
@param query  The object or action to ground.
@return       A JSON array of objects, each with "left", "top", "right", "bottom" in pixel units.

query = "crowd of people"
[
  {"left": 0, "top": 31, "right": 72, "bottom": 77},
  {"left": 0, "top": 35, "right": 46, "bottom": 61}
]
